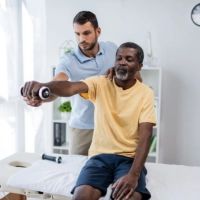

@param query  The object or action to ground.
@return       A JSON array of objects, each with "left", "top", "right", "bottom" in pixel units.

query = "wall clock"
[{"left": 191, "top": 3, "right": 200, "bottom": 26}]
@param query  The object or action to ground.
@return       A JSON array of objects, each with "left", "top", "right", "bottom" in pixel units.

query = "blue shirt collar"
[{"left": 74, "top": 43, "right": 105, "bottom": 63}]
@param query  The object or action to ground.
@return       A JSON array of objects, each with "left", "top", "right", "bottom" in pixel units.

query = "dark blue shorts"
[{"left": 71, "top": 154, "right": 151, "bottom": 200}]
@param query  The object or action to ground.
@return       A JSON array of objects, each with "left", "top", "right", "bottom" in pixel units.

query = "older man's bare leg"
[
  {"left": 72, "top": 185, "right": 102, "bottom": 200},
  {"left": 122, "top": 191, "right": 142, "bottom": 200}
]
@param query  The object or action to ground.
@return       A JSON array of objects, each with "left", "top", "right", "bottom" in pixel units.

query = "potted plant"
[{"left": 58, "top": 101, "right": 72, "bottom": 120}]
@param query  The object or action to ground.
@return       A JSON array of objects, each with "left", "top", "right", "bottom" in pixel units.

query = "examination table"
[{"left": 0, "top": 152, "right": 200, "bottom": 200}]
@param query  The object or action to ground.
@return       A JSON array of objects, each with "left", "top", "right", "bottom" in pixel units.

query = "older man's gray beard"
[{"left": 115, "top": 66, "right": 129, "bottom": 80}]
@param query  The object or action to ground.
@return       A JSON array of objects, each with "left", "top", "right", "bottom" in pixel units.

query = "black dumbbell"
[
  {"left": 20, "top": 86, "right": 51, "bottom": 100},
  {"left": 42, "top": 154, "right": 62, "bottom": 164}
]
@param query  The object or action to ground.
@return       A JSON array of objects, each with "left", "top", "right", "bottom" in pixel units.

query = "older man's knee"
[
  {"left": 123, "top": 191, "right": 142, "bottom": 200},
  {"left": 72, "top": 185, "right": 102, "bottom": 200}
]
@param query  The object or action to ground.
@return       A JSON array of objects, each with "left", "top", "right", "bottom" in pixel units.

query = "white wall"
[{"left": 45, "top": 0, "right": 200, "bottom": 166}]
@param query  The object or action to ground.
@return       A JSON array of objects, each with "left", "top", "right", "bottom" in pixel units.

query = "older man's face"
[{"left": 114, "top": 47, "right": 141, "bottom": 81}]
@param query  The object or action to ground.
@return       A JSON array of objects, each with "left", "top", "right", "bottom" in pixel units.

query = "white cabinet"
[
  {"left": 140, "top": 67, "right": 162, "bottom": 163},
  {"left": 50, "top": 67, "right": 70, "bottom": 154}
]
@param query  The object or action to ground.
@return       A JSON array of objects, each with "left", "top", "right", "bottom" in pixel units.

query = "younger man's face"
[
  {"left": 73, "top": 22, "right": 101, "bottom": 51},
  {"left": 114, "top": 47, "right": 142, "bottom": 81}
]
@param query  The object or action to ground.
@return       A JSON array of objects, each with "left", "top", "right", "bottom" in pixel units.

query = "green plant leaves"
[
  {"left": 58, "top": 101, "right": 72, "bottom": 112},
  {"left": 64, "top": 48, "right": 72, "bottom": 54}
]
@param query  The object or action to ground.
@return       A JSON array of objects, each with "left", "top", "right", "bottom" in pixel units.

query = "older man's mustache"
[{"left": 115, "top": 66, "right": 128, "bottom": 73}]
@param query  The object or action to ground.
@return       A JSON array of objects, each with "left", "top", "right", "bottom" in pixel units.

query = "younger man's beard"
[
  {"left": 79, "top": 42, "right": 96, "bottom": 51},
  {"left": 115, "top": 66, "right": 129, "bottom": 80},
  {"left": 79, "top": 35, "right": 97, "bottom": 51}
]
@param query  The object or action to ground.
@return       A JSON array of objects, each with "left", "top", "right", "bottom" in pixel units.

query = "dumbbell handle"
[{"left": 20, "top": 86, "right": 51, "bottom": 100}]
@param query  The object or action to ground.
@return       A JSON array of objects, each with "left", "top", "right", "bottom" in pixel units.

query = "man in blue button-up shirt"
[{"left": 23, "top": 11, "right": 141, "bottom": 155}]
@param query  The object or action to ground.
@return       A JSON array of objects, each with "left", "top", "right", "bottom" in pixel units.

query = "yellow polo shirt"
[{"left": 81, "top": 76, "right": 156, "bottom": 158}]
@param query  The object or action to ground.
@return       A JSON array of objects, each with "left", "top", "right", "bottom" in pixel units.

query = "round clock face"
[{"left": 191, "top": 3, "right": 200, "bottom": 26}]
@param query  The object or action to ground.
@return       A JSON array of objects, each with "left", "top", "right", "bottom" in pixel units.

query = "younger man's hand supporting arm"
[{"left": 112, "top": 122, "right": 153, "bottom": 200}]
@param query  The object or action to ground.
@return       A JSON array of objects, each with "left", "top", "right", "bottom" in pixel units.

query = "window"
[{"left": 0, "top": 0, "right": 46, "bottom": 159}]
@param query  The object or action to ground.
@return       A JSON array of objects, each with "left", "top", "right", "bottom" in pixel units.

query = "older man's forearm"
[
  {"left": 43, "top": 81, "right": 88, "bottom": 98},
  {"left": 129, "top": 129, "right": 152, "bottom": 177}
]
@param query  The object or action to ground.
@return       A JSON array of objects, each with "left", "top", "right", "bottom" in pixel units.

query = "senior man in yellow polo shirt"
[{"left": 22, "top": 42, "right": 156, "bottom": 200}]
